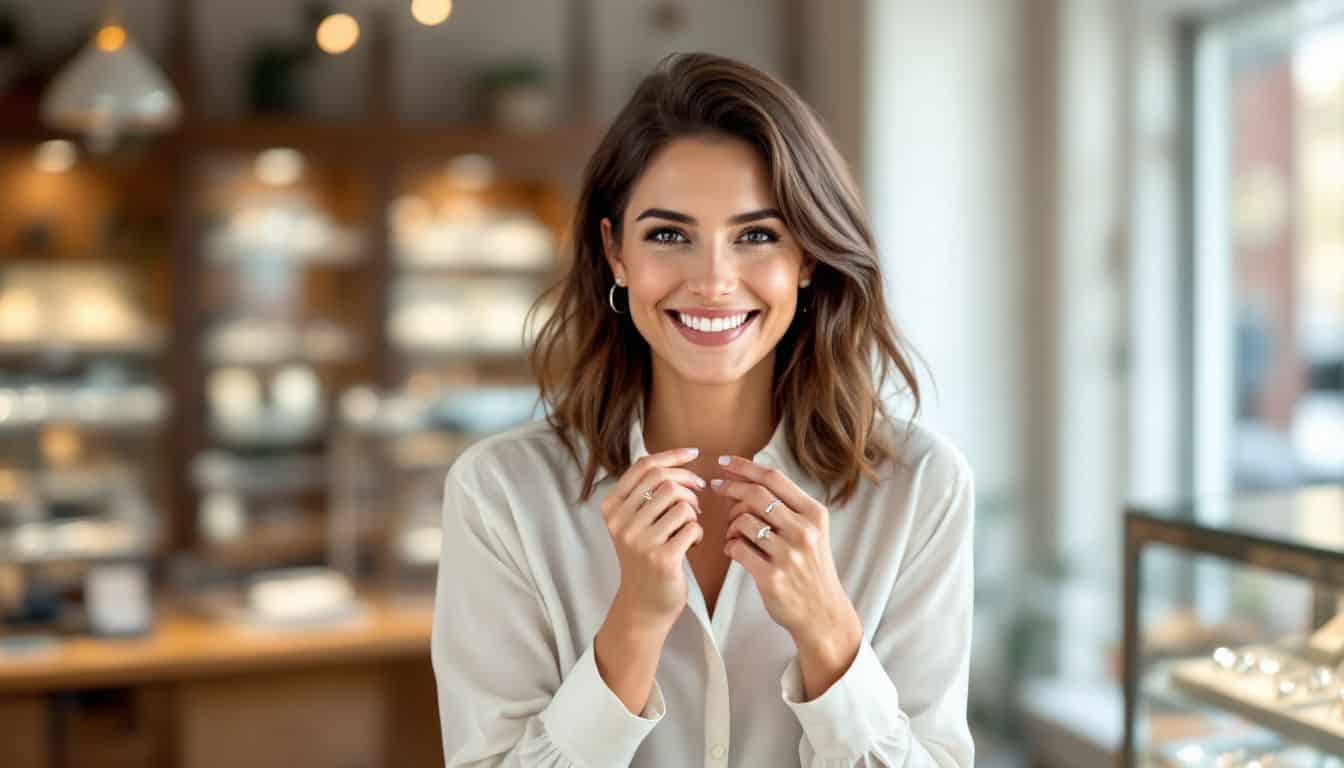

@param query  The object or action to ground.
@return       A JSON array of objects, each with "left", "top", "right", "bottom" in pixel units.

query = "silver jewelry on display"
[
  {"left": 609, "top": 283, "right": 626, "bottom": 314},
  {"left": 755, "top": 524, "right": 773, "bottom": 542},
  {"left": 763, "top": 499, "right": 782, "bottom": 518}
]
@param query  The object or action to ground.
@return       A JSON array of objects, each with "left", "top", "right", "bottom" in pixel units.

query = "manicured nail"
[
  {"left": 717, "top": 455, "right": 730, "bottom": 466},
  {"left": 686, "top": 447, "right": 700, "bottom": 456},
  {"left": 710, "top": 479, "right": 723, "bottom": 490},
  {"left": 696, "top": 477, "right": 707, "bottom": 489}
]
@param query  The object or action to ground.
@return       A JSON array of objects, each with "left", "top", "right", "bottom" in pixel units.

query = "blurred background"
[{"left": 0, "top": 1, "right": 1339, "bottom": 766}]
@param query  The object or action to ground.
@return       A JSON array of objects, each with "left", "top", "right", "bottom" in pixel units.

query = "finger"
[
  {"left": 650, "top": 501, "right": 699, "bottom": 542},
  {"left": 628, "top": 479, "right": 701, "bottom": 529},
  {"left": 726, "top": 536, "right": 772, "bottom": 583},
  {"left": 711, "top": 478, "right": 798, "bottom": 531},
  {"left": 667, "top": 518, "right": 704, "bottom": 556},
  {"left": 614, "top": 448, "right": 701, "bottom": 499},
  {"left": 618, "top": 468, "right": 703, "bottom": 522},
  {"left": 716, "top": 456, "right": 822, "bottom": 522},
  {"left": 725, "top": 499, "right": 801, "bottom": 545},
  {"left": 726, "top": 511, "right": 777, "bottom": 558}
]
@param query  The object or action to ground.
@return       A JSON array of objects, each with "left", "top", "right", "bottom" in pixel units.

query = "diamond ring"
[
  {"left": 763, "top": 499, "right": 782, "bottom": 517},
  {"left": 756, "top": 524, "right": 773, "bottom": 542}
]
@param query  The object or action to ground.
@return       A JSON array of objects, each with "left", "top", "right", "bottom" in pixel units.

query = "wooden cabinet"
[
  {"left": 0, "top": 696, "right": 48, "bottom": 768},
  {"left": 0, "top": 598, "right": 440, "bottom": 768}
]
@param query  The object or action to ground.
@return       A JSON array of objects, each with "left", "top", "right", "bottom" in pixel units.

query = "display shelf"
[
  {"left": 0, "top": 333, "right": 168, "bottom": 358},
  {"left": 191, "top": 453, "right": 325, "bottom": 497},
  {"left": 0, "top": 386, "right": 168, "bottom": 432},
  {"left": 1167, "top": 646, "right": 1344, "bottom": 756},
  {"left": 0, "top": 518, "right": 158, "bottom": 565},
  {"left": 1137, "top": 658, "right": 1344, "bottom": 765}
]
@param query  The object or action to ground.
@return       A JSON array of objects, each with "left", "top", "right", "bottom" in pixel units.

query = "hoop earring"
[{"left": 608, "top": 283, "right": 627, "bottom": 314}]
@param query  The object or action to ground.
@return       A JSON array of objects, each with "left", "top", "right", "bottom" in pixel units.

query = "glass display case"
[
  {"left": 188, "top": 148, "right": 375, "bottom": 571},
  {"left": 1123, "top": 485, "right": 1344, "bottom": 767}
]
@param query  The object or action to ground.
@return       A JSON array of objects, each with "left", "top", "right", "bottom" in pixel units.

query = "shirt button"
[{"left": 710, "top": 744, "right": 727, "bottom": 760}]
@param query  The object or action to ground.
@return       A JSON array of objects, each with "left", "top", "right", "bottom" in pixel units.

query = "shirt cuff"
[
  {"left": 780, "top": 639, "right": 908, "bottom": 756},
  {"left": 540, "top": 642, "right": 665, "bottom": 765}
]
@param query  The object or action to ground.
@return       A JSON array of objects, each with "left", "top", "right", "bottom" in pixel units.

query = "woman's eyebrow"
[{"left": 633, "top": 207, "right": 783, "bottom": 225}]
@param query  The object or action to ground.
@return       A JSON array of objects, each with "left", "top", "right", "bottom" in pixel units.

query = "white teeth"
[{"left": 676, "top": 311, "right": 751, "bottom": 333}]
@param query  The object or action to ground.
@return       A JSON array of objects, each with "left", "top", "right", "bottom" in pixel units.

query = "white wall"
[
  {"left": 865, "top": 0, "right": 1135, "bottom": 683},
  {"left": 865, "top": 0, "right": 1028, "bottom": 504}
]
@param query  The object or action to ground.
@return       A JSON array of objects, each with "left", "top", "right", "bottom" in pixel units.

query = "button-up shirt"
[{"left": 432, "top": 408, "right": 975, "bottom": 767}]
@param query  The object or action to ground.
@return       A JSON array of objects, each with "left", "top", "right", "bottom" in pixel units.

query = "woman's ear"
[
  {"left": 800, "top": 257, "right": 816, "bottom": 287},
  {"left": 600, "top": 217, "right": 624, "bottom": 283}
]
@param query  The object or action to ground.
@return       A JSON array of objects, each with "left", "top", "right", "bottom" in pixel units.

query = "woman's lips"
[{"left": 666, "top": 310, "right": 760, "bottom": 347}]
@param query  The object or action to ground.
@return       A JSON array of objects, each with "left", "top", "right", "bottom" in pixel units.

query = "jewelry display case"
[{"left": 1123, "top": 485, "right": 1344, "bottom": 767}]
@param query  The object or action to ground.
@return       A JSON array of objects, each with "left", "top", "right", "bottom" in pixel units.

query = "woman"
[{"left": 432, "top": 52, "right": 974, "bottom": 767}]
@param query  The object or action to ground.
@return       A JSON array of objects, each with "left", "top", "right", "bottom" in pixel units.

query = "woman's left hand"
[{"left": 711, "top": 456, "right": 862, "bottom": 660}]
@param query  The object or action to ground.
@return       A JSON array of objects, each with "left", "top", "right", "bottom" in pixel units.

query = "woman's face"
[{"left": 602, "top": 136, "right": 812, "bottom": 387}]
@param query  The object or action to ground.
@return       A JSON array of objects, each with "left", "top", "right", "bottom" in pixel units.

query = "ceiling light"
[
  {"left": 411, "top": 0, "right": 453, "bottom": 26},
  {"left": 41, "top": 19, "right": 180, "bottom": 139},
  {"left": 316, "top": 13, "right": 360, "bottom": 55}
]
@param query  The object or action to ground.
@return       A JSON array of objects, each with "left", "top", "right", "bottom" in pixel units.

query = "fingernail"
[
  {"left": 710, "top": 479, "right": 723, "bottom": 490},
  {"left": 686, "top": 447, "right": 700, "bottom": 456},
  {"left": 696, "top": 477, "right": 707, "bottom": 488},
  {"left": 717, "top": 455, "right": 730, "bottom": 465}
]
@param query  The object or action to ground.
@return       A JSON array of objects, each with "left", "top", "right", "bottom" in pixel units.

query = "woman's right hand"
[{"left": 599, "top": 447, "right": 706, "bottom": 631}]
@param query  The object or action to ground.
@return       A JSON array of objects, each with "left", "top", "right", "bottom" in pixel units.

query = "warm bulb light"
[
  {"left": 255, "top": 148, "right": 305, "bottom": 186},
  {"left": 411, "top": 0, "right": 453, "bottom": 25},
  {"left": 34, "top": 139, "right": 77, "bottom": 173},
  {"left": 95, "top": 24, "right": 127, "bottom": 52},
  {"left": 316, "top": 13, "right": 360, "bottom": 55}
]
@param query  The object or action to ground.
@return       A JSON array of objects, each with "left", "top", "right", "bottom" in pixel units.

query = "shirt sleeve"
[
  {"left": 779, "top": 451, "right": 976, "bottom": 767},
  {"left": 432, "top": 459, "right": 666, "bottom": 766}
]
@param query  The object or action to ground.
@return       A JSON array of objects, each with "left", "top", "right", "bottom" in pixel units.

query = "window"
[{"left": 1192, "top": 0, "right": 1344, "bottom": 494}]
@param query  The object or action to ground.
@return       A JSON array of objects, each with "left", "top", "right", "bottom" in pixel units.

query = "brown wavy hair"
[{"left": 529, "top": 52, "right": 922, "bottom": 507}]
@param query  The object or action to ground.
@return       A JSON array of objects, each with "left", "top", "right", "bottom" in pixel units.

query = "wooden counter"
[
  {"left": 0, "top": 594, "right": 434, "bottom": 694},
  {"left": 0, "top": 594, "right": 442, "bottom": 768}
]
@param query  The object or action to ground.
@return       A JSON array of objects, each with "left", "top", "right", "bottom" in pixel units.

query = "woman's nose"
[{"left": 685, "top": 241, "right": 737, "bottom": 297}]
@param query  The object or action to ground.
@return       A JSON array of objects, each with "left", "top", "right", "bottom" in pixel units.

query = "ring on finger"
[
  {"left": 755, "top": 523, "right": 774, "bottom": 542},
  {"left": 762, "top": 499, "right": 782, "bottom": 518},
  {"left": 639, "top": 486, "right": 656, "bottom": 507}
]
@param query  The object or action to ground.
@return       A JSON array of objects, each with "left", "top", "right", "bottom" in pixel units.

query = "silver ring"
[
  {"left": 763, "top": 499, "right": 782, "bottom": 518},
  {"left": 755, "top": 524, "right": 773, "bottom": 542}
]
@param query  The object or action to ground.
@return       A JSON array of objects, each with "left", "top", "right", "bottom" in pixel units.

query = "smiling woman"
[
  {"left": 432, "top": 52, "right": 975, "bottom": 768},
  {"left": 534, "top": 55, "right": 921, "bottom": 508}
]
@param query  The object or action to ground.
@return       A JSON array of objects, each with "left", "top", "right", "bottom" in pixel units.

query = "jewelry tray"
[{"left": 1169, "top": 644, "right": 1344, "bottom": 756}]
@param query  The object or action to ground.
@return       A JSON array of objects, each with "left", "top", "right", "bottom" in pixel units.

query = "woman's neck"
[{"left": 641, "top": 354, "right": 777, "bottom": 466}]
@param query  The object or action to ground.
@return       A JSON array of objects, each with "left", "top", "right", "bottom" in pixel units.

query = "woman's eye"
[
  {"left": 646, "top": 228, "right": 688, "bottom": 244},
  {"left": 740, "top": 227, "right": 779, "bottom": 244}
]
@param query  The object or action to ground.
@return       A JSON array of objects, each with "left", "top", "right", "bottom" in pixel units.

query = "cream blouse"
[{"left": 431, "top": 408, "right": 975, "bottom": 767}]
